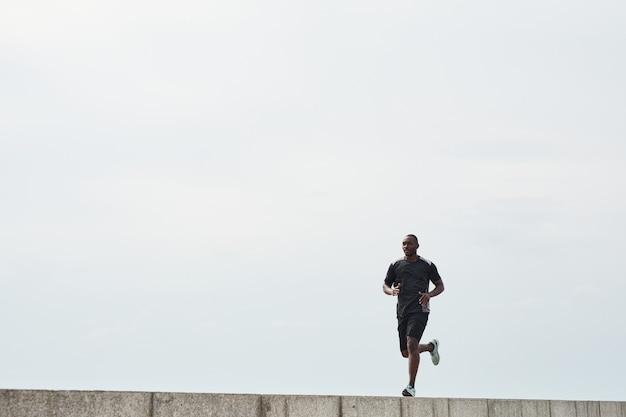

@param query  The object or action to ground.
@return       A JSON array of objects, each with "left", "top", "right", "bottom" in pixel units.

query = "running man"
[{"left": 382, "top": 234, "right": 445, "bottom": 397}]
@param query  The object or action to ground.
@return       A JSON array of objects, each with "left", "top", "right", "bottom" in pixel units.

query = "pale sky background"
[{"left": 1, "top": 0, "right": 625, "bottom": 402}]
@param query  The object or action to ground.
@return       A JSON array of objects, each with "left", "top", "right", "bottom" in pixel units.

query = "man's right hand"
[{"left": 392, "top": 283, "right": 401, "bottom": 296}]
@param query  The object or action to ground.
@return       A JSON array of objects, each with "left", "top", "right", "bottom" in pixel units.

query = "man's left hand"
[{"left": 418, "top": 292, "right": 430, "bottom": 307}]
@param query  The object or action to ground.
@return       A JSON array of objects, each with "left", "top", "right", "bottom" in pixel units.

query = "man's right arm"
[
  {"left": 382, "top": 263, "right": 398, "bottom": 296},
  {"left": 383, "top": 282, "right": 400, "bottom": 296}
]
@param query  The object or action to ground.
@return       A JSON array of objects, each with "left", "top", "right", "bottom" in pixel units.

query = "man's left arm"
[
  {"left": 419, "top": 263, "right": 445, "bottom": 307},
  {"left": 419, "top": 278, "right": 444, "bottom": 307}
]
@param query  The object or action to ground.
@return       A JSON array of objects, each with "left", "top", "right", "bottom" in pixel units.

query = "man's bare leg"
[
  {"left": 401, "top": 339, "right": 436, "bottom": 387},
  {"left": 407, "top": 337, "right": 421, "bottom": 387},
  {"left": 400, "top": 339, "right": 436, "bottom": 396},
  {"left": 418, "top": 342, "right": 434, "bottom": 353}
]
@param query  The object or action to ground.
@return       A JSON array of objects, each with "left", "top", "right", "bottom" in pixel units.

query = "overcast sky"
[{"left": 1, "top": 0, "right": 625, "bottom": 402}]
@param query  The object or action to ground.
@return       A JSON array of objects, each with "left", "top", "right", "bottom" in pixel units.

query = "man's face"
[{"left": 402, "top": 236, "right": 418, "bottom": 256}]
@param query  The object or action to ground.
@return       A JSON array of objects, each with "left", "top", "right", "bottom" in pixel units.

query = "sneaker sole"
[{"left": 431, "top": 339, "right": 440, "bottom": 366}]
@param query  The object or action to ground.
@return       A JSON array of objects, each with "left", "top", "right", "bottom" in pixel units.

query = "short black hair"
[{"left": 405, "top": 234, "right": 419, "bottom": 243}]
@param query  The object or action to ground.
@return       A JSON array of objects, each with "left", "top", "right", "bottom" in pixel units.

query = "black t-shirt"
[{"left": 384, "top": 256, "right": 442, "bottom": 317}]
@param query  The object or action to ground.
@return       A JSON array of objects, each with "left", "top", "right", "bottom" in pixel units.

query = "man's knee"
[
  {"left": 407, "top": 337, "right": 420, "bottom": 352},
  {"left": 401, "top": 349, "right": 409, "bottom": 358}
]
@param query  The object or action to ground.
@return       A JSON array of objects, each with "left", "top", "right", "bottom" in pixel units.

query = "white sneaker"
[
  {"left": 402, "top": 384, "right": 416, "bottom": 397},
  {"left": 430, "top": 339, "right": 440, "bottom": 366}
]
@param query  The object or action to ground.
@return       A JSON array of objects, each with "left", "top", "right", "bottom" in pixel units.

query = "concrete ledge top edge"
[{"left": 1, "top": 390, "right": 624, "bottom": 403}]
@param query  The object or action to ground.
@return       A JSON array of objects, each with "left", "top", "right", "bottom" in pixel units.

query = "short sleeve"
[
  {"left": 384, "top": 263, "right": 396, "bottom": 286},
  {"left": 429, "top": 262, "right": 442, "bottom": 283}
]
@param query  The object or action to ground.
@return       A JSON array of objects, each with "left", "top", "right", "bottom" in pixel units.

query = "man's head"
[{"left": 402, "top": 234, "right": 419, "bottom": 256}]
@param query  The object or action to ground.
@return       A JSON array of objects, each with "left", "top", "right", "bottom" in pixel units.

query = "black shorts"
[{"left": 397, "top": 312, "right": 429, "bottom": 351}]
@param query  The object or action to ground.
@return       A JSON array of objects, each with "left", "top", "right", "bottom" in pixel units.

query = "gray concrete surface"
[
  {"left": 0, "top": 390, "right": 150, "bottom": 417},
  {"left": 1, "top": 390, "right": 624, "bottom": 417}
]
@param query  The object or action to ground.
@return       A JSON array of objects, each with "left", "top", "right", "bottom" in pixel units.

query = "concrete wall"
[{"left": 1, "top": 390, "right": 624, "bottom": 417}]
